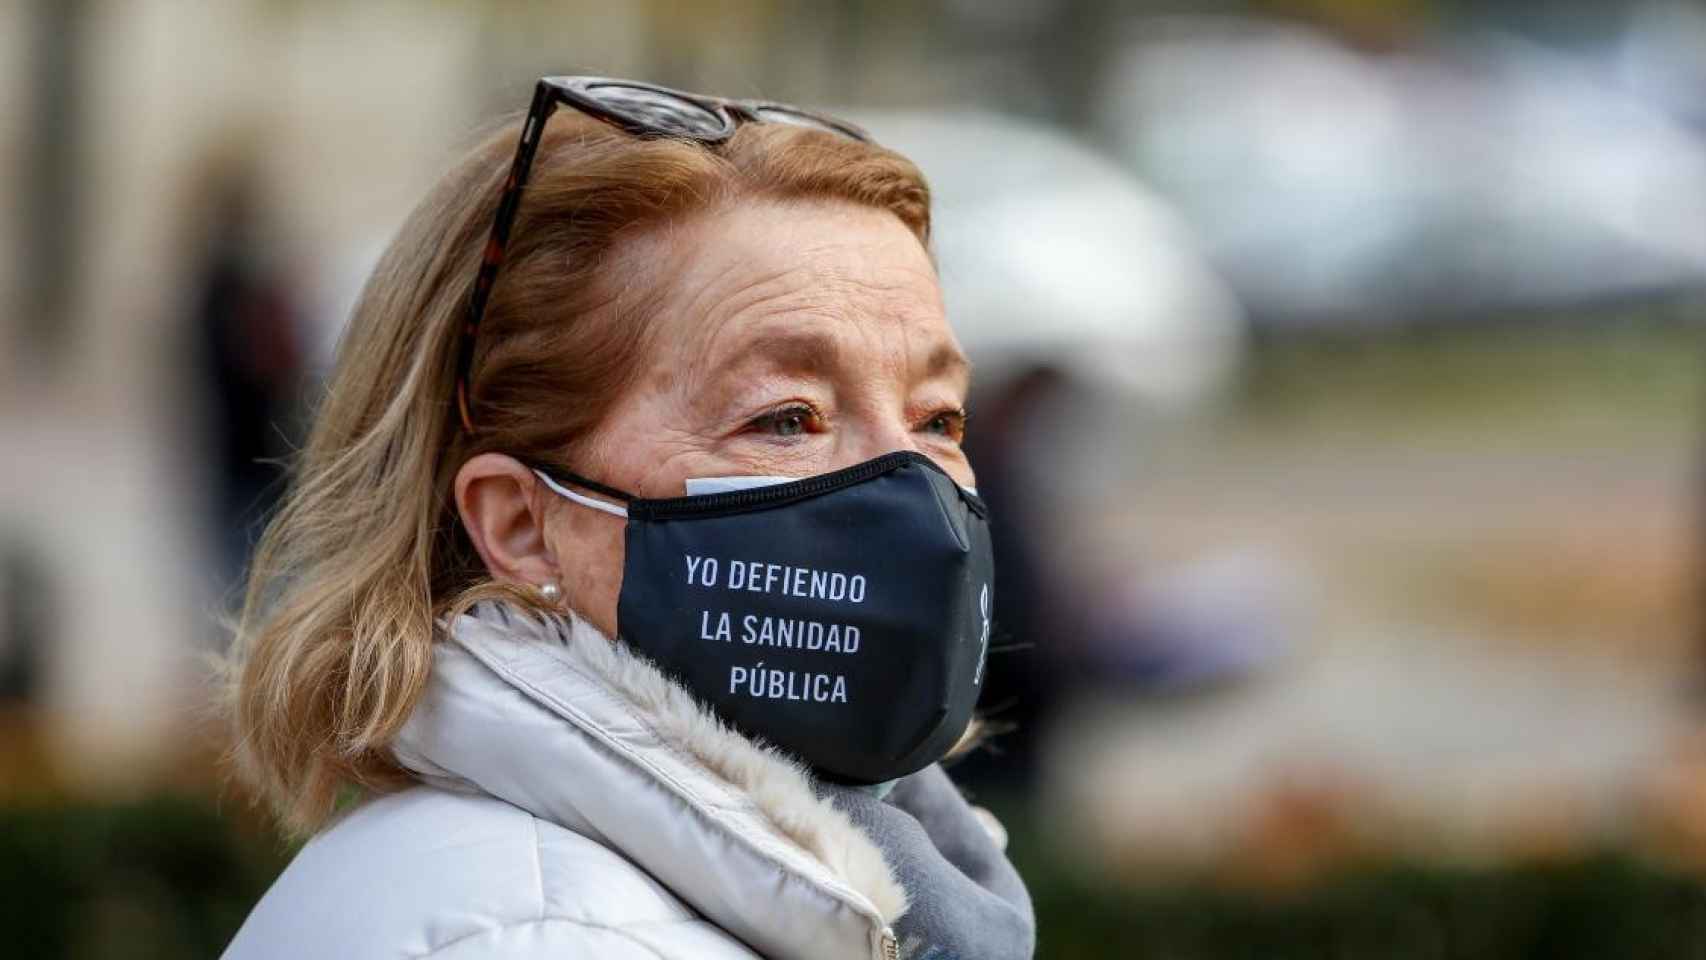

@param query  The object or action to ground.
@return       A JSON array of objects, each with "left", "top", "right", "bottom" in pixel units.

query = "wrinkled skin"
[{"left": 455, "top": 199, "right": 974, "bottom": 637}]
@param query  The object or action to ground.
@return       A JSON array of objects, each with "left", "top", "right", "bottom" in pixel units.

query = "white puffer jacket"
[{"left": 223, "top": 603, "right": 918, "bottom": 959}]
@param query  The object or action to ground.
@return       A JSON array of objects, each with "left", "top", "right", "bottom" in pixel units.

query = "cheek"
[
  {"left": 950, "top": 459, "right": 977, "bottom": 491},
  {"left": 545, "top": 504, "right": 627, "bottom": 636},
  {"left": 579, "top": 397, "right": 710, "bottom": 498}
]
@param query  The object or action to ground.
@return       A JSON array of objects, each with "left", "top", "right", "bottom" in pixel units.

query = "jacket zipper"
[{"left": 878, "top": 927, "right": 899, "bottom": 960}]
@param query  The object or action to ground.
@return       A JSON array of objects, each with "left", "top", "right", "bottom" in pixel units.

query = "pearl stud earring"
[{"left": 539, "top": 581, "right": 562, "bottom": 603}]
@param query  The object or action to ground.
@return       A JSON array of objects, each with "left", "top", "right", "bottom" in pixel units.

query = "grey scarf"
[{"left": 820, "top": 766, "right": 1036, "bottom": 960}]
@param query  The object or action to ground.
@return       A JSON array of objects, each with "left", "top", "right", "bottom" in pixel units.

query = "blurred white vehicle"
[
  {"left": 852, "top": 110, "right": 1244, "bottom": 409},
  {"left": 1098, "top": 15, "right": 1706, "bottom": 326}
]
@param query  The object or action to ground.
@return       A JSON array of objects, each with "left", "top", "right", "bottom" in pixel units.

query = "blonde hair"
[{"left": 225, "top": 111, "right": 932, "bottom": 834}]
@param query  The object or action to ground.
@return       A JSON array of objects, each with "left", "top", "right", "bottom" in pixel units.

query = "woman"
[{"left": 222, "top": 77, "right": 1033, "bottom": 960}]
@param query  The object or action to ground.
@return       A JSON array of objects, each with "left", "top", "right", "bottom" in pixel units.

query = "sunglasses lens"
[
  {"left": 585, "top": 82, "right": 729, "bottom": 139},
  {"left": 750, "top": 106, "right": 866, "bottom": 141}
]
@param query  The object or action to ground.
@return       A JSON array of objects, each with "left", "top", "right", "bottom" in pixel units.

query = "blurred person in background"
[
  {"left": 220, "top": 77, "right": 1033, "bottom": 960},
  {"left": 188, "top": 175, "right": 308, "bottom": 593}
]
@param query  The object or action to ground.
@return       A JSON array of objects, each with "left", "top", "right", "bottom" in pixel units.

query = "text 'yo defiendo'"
[{"left": 685, "top": 554, "right": 866, "bottom": 705}]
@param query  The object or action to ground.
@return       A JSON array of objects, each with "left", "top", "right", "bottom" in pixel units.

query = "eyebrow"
[
  {"left": 741, "top": 329, "right": 843, "bottom": 375},
  {"left": 924, "top": 341, "right": 972, "bottom": 381},
  {"left": 725, "top": 329, "right": 970, "bottom": 382}
]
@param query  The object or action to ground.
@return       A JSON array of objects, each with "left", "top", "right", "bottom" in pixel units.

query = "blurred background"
[{"left": 2, "top": 0, "right": 1705, "bottom": 956}]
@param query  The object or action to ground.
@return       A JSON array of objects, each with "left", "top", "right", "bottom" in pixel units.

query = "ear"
[{"left": 454, "top": 453, "right": 560, "bottom": 586}]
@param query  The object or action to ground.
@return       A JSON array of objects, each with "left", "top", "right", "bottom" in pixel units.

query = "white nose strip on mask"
[
  {"left": 683, "top": 476, "right": 795, "bottom": 496},
  {"left": 687, "top": 476, "right": 977, "bottom": 497},
  {"left": 538, "top": 470, "right": 977, "bottom": 517}
]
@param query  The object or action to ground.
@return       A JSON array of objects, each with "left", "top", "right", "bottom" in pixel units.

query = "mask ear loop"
[{"left": 532, "top": 468, "right": 630, "bottom": 519}]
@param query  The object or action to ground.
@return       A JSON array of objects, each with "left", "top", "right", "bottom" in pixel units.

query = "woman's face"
[{"left": 456, "top": 198, "right": 974, "bottom": 637}]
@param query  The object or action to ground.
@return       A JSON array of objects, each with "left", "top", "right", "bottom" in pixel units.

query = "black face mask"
[{"left": 534, "top": 451, "right": 993, "bottom": 785}]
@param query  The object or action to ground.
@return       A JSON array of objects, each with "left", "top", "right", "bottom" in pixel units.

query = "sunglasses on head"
[{"left": 454, "top": 76, "right": 872, "bottom": 433}]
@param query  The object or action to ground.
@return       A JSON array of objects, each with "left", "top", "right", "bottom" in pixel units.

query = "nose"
[
  {"left": 837, "top": 406, "right": 975, "bottom": 489},
  {"left": 842, "top": 413, "right": 915, "bottom": 465}
]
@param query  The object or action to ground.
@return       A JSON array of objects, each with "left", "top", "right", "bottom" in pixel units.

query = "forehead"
[{"left": 625, "top": 199, "right": 955, "bottom": 364}]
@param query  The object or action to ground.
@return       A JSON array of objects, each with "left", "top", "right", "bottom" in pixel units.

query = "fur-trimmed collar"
[{"left": 392, "top": 600, "right": 905, "bottom": 959}]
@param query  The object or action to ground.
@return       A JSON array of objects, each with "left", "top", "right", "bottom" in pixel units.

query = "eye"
[
  {"left": 748, "top": 404, "right": 822, "bottom": 439},
  {"left": 919, "top": 407, "right": 968, "bottom": 443}
]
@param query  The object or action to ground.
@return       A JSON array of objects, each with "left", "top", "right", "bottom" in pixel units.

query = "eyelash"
[
  {"left": 920, "top": 407, "right": 968, "bottom": 443},
  {"left": 746, "top": 404, "right": 823, "bottom": 440},
  {"left": 744, "top": 404, "right": 968, "bottom": 443}
]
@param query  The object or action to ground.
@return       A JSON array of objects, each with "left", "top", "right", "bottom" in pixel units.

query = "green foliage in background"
[
  {"left": 1020, "top": 851, "right": 1706, "bottom": 960},
  {"left": 0, "top": 798, "right": 292, "bottom": 960},
  {"left": 7, "top": 796, "right": 1706, "bottom": 958},
  {"left": 990, "top": 793, "right": 1706, "bottom": 960},
  {"left": 1237, "top": 314, "right": 1706, "bottom": 439}
]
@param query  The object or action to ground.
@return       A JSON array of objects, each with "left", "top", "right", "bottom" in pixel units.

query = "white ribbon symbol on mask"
[{"left": 974, "top": 583, "right": 990, "bottom": 685}]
